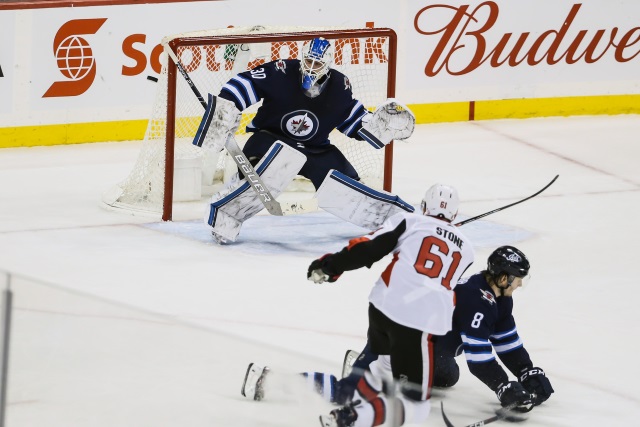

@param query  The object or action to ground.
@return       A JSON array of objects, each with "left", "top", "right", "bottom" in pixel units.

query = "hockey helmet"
[
  {"left": 421, "top": 183, "right": 459, "bottom": 221},
  {"left": 300, "top": 37, "right": 333, "bottom": 96},
  {"left": 487, "top": 246, "right": 530, "bottom": 278}
]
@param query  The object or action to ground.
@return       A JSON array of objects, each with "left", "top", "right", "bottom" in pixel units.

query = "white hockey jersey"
[{"left": 368, "top": 212, "right": 475, "bottom": 335}]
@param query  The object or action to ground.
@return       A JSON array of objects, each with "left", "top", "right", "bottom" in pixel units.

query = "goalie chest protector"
[{"left": 219, "top": 59, "right": 366, "bottom": 147}]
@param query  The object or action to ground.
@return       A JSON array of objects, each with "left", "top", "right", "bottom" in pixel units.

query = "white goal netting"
[{"left": 103, "top": 26, "right": 395, "bottom": 218}]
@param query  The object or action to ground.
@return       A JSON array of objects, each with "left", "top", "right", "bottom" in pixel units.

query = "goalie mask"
[
  {"left": 421, "top": 183, "right": 459, "bottom": 221},
  {"left": 300, "top": 38, "right": 333, "bottom": 98}
]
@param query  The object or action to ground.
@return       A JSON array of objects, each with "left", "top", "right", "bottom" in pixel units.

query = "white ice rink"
[{"left": 0, "top": 115, "right": 639, "bottom": 426}]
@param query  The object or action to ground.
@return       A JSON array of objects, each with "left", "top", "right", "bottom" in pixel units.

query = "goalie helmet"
[
  {"left": 487, "top": 246, "right": 530, "bottom": 278},
  {"left": 421, "top": 183, "right": 459, "bottom": 221},
  {"left": 300, "top": 37, "right": 333, "bottom": 97}
]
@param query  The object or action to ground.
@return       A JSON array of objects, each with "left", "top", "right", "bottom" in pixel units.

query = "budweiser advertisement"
[{"left": 405, "top": 0, "right": 640, "bottom": 101}]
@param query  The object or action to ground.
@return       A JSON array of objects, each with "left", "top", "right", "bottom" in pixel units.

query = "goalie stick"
[
  {"left": 163, "top": 43, "right": 317, "bottom": 216},
  {"left": 440, "top": 401, "right": 524, "bottom": 427},
  {"left": 454, "top": 175, "right": 558, "bottom": 227}
]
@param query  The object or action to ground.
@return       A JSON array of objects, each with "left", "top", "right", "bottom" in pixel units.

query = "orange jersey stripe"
[
  {"left": 347, "top": 236, "right": 370, "bottom": 250},
  {"left": 380, "top": 252, "right": 400, "bottom": 286}
]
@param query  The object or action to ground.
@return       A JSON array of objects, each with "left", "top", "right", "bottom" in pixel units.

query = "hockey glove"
[
  {"left": 358, "top": 99, "right": 415, "bottom": 149},
  {"left": 307, "top": 254, "right": 342, "bottom": 284},
  {"left": 519, "top": 367, "right": 554, "bottom": 405},
  {"left": 495, "top": 381, "right": 535, "bottom": 413}
]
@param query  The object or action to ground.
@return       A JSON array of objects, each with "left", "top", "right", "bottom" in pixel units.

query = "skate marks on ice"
[{"left": 142, "top": 210, "right": 534, "bottom": 256}]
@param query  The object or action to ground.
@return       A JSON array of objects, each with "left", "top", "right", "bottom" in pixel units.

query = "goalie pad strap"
[
  {"left": 317, "top": 170, "right": 414, "bottom": 230},
  {"left": 206, "top": 142, "right": 306, "bottom": 241},
  {"left": 328, "top": 171, "right": 414, "bottom": 212}
]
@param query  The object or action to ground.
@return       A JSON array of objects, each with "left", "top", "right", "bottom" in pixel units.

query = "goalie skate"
[{"left": 240, "top": 363, "right": 269, "bottom": 401}]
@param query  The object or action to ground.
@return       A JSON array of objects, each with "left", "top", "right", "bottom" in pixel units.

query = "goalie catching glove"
[
  {"left": 307, "top": 254, "right": 342, "bottom": 284},
  {"left": 192, "top": 94, "right": 241, "bottom": 152},
  {"left": 358, "top": 99, "right": 416, "bottom": 149}
]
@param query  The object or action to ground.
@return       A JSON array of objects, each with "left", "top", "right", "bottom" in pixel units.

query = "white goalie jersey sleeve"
[{"left": 368, "top": 213, "right": 475, "bottom": 335}]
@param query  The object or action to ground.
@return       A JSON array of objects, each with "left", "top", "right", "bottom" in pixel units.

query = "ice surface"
[{"left": 0, "top": 115, "right": 638, "bottom": 426}]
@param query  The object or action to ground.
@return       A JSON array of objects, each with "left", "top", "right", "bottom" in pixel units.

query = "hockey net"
[{"left": 102, "top": 26, "right": 397, "bottom": 220}]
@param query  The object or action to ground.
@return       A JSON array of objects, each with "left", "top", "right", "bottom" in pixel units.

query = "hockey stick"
[
  {"left": 454, "top": 175, "right": 558, "bottom": 227},
  {"left": 163, "top": 44, "right": 312, "bottom": 216},
  {"left": 440, "top": 402, "right": 524, "bottom": 427}
]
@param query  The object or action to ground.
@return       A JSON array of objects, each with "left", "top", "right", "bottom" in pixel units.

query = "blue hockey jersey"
[
  {"left": 218, "top": 59, "right": 369, "bottom": 148},
  {"left": 440, "top": 272, "right": 534, "bottom": 391}
]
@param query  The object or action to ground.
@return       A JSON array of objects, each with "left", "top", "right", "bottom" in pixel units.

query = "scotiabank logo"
[
  {"left": 415, "top": 2, "right": 640, "bottom": 76},
  {"left": 123, "top": 36, "right": 389, "bottom": 77},
  {"left": 43, "top": 18, "right": 107, "bottom": 98}
]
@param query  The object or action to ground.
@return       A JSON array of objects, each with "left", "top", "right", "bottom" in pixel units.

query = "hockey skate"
[
  {"left": 241, "top": 363, "right": 270, "bottom": 401},
  {"left": 319, "top": 400, "right": 359, "bottom": 427},
  {"left": 342, "top": 349, "right": 360, "bottom": 378}
]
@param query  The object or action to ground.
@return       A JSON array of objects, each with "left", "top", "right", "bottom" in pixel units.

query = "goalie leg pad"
[
  {"left": 316, "top": 170, "right": 414, "bottom": 230},
  {"left": 206, "top": 142, "right": 306, "bottom": 241}
]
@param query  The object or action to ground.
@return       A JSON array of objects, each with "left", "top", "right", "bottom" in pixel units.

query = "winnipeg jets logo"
[
  {"left": 506, "top": 253, "right": 522, "bottom": 262},
  {"left": 344, "top": 76, "right": 351, "bottom": 90},
  {"left": 480, "top": 289, "right": 496, "bottom": 305},
  {"left": 291, "top": 116, "right": 310, "bottom": 134},
  {"left": 275, "top": 59, "right": 286, "bottom": 73},
  {"left": 281, "top": 110, "right": 319, "bottom": 141}
]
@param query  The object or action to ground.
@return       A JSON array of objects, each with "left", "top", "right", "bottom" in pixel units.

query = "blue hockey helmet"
[
  {"left": 300, "top": 37, "right": 333, "bottom": 96},
  {"left": 487, "top": 246, "right": 530, "bottom": 278}
]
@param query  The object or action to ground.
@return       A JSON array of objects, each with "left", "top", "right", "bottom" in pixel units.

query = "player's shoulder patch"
[
  {"left": 457, "top": 276, "right": 470, "bottom": 286},
  {"left": 274, "top": 59, "right": 287, "bottom": 74},
  {"left": 479, "top": 289, "right": 496, "bottom": 305},
  {"left": 343, "top": 76, "right": 351, "bottom": 91}
]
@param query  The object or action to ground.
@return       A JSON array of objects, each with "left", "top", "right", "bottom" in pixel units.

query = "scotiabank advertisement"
[{"left": 1, "top": 0, "right": 639, "bottom": 129}]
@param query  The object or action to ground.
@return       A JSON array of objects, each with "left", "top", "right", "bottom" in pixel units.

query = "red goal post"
[{"left": 103, "top": 26, "right": 398, "bottom": 221}]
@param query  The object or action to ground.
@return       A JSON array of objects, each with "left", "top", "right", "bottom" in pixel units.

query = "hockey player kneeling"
[
  {"left": 192, "top": 37, "right": 415, "bottom": 243},
  {"left": 431, "top": 246, "right": 554, "bottom": 411},
  {"left": 341, "top": 246, "right": 555, "bottom": 416}
]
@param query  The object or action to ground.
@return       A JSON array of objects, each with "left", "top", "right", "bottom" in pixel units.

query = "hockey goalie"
[{"left": 192, "top": 37, "right": 416, "bottom": 243}]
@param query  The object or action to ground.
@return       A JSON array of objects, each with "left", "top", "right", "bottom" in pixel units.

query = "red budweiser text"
[{"left": 414, "top": 2, "right": 640, "bottom": 76}]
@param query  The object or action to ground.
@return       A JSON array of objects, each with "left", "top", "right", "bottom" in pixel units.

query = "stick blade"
[
  {"left": 440, "top": 402, "right": 456, "bottom": 427},
  {"left": 263, "top": 200, "right": 284, "bottom": 216}
]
